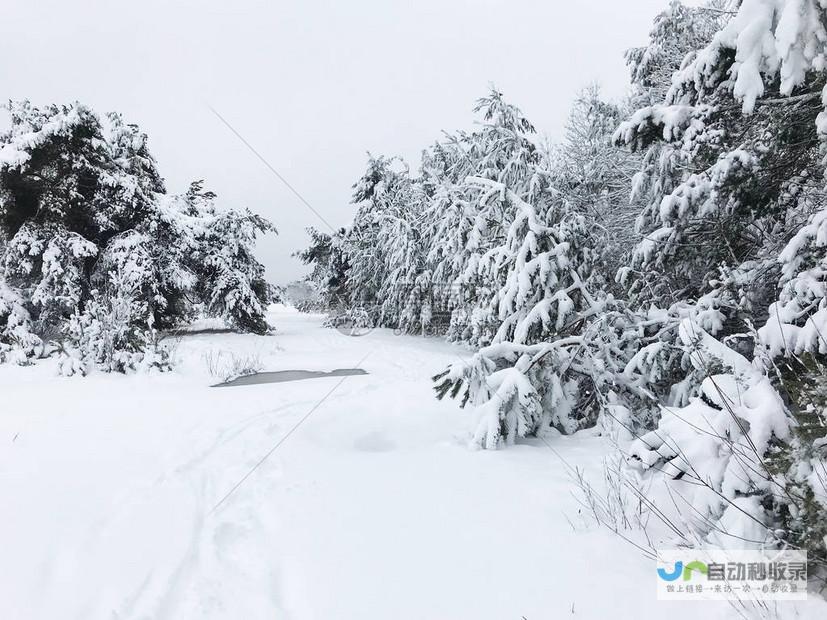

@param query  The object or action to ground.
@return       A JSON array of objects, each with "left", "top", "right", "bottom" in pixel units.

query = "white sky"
[{"left": 1, "top": 0, "right": 667, "bottom": 284}]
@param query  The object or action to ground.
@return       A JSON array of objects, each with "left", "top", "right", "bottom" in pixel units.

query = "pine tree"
[
  {"left": 0, "top": 101, "right": 276, "bottom": 370},
  {"left": 345, "top": 155, "right": 425, "bottom": 328},
  {"left": 427, "top": 88, "right": 542, "bottom": 345},
  {"left": 614, "top": 0, "right": 827, "bottom": 571},
  {"left": 294, "top": 226, "right": 350, "bottom": 312}
]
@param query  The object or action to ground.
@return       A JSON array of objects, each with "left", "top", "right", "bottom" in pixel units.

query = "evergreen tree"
[
  {"left": 294, "top": 226, "right": 350, "bottom": 312},
  {"left": 0, "top": 101, "right": 276, "bottom": 371},
  {"left": 614, "top": 0, "right": 827, "bottom": 571},
  {"left": 427, "top": 88, "right": 542, "bottom": 345}
]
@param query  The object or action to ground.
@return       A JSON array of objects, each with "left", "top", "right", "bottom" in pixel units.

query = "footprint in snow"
[{"left": 353, "top": 431, "right": 395, "bottom": 453}]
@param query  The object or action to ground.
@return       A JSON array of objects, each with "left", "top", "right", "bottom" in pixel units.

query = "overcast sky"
[{"left": 2, "top": 0, "right": 667, "bottom": 284}]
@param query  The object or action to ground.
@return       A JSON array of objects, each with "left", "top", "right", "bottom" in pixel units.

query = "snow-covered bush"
[
  {"left": 62, "top": 279, "right": 169, "bottom": 375},
  {"left": 0, "top": 275, "right": 41, "bottom": 363}
]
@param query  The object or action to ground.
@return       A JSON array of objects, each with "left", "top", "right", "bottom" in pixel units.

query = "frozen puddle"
[{"left": 214, "top": 368, "right": 368, "bottom": 387}]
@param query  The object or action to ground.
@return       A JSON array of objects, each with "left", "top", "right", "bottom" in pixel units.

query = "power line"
[{"left": 207, "top": 104, "right": 338, "bottom": 234}]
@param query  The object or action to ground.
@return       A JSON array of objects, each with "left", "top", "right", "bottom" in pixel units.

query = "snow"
[
  {"left": 6, "top": 306, "right": 822, "bottom": 619},
  {"left": 670, "top": 0, "right": 827, "bottom": 113},
  {"left": 0, "top": 103, "right": 83, "bottom": 170},
  {"left": 613, "top": 104, "right": 698, "bottom": 144}
]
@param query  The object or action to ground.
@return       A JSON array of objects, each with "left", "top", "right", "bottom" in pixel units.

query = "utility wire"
[{"left": 207, "top": 104, "right": 338, "bottom": 234}]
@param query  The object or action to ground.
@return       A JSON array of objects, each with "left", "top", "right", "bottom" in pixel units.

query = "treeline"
[
  {"left": 0, "top": 102, "right": 275, "bottom": 373},
  {"left": 300, "top": 1, "right": 827, "bottom": 574}
]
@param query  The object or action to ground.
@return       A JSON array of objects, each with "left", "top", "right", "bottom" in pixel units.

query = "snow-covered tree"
[
  {"left": 0, "top": 275, "right": 40, "bottom": 363},
  {"left": 556, "top": 86, "right": 643, "bottom": 286},
  {"left": 614, "top": 0, "right": 827, "bottom": 572},
  {"left": 625, "top": 0, "right": 730, "bottom": 104},
  {"left": 346, "top": 155, "right": 426, "bottom": 329},
  {"left": 295, "top": 226, "right": 350, "bottom": 312},
  {"left": 190, "top": 192, "right": 275, "bottom": 334},
  {"left": 429, "top": 89, "right": 633, "bottom": 444},
  {"left": 428, "top": 88, "right": 543, "bottom": 345},
  {"left": 0, "top": 101, "right": 276, "bottom": 371}
]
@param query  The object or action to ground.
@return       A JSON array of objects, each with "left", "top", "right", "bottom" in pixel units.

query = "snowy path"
[{"left": 0, "top": 307, "right": 822, "bottom": 619}]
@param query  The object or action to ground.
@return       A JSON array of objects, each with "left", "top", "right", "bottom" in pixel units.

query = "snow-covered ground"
[{"left": 1, "top": 306, "right": 824, "bottom": 619}]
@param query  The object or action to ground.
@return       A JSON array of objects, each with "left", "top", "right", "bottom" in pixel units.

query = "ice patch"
[{"left": 213, "top": 368, "right": 368, "bottom": 387}]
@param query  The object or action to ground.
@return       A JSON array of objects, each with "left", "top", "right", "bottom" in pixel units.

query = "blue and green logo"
[{"left": 657, "top": 560, "right": 708, "bottom": 582}]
